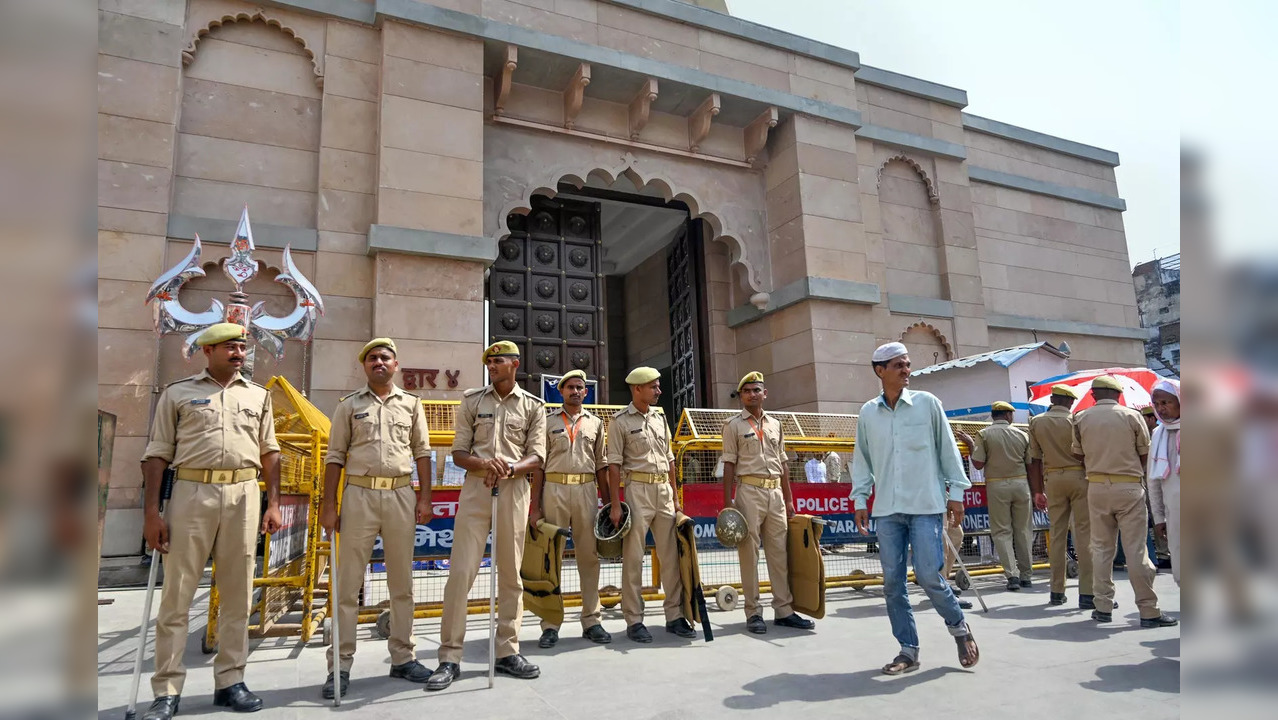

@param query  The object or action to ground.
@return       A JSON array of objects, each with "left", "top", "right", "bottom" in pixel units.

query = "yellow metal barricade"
[{"left": 203, "top": 376, "right": 331, "bottom": 652}]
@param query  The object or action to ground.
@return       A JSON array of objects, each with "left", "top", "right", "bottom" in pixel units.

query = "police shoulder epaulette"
[
  {"left": 527, "top": 394, "right": 546, "bottom": 405},
  {"left": 247, "top": 379, "right": 268, "bottom": 390},
  {"left": 402, "top": 389, "right": 421, "bottom": 399},
  {"left": 165, "top": 374, "right": 201, "bottom": 388},
  {"left": 339, "top": 390, "right": 360, "bottom": 402},
  {"left": 463, "top": 386, "right": 486, "bottom": 397}
]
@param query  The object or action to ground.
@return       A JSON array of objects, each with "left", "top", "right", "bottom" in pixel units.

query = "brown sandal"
[
  {"left": 881, "top": 653, "right": 920, "bottom": 675},
  {"left": 956, "top": 632, "right": 980, "bottom": 669}
]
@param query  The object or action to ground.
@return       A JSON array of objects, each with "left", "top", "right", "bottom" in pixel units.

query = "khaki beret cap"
[
  {"left": 625, "top": 366, "right": 660, "bottom": 385},
  {"left": 557, "top": 369, "right": 588, "bottom": 389},
  {"left": 1091, "top": 375, "right": 1123, "bottom": 391},
  {"left": 358, "top": 337, "right": 397, "bottom": 362},
  {"left": 737, "top": 371, "right": 764, "bottom": 393},
  {"left": 196, "top": 323, "right": 248, "bottom": 347},
  {"left": 482, "top": 340, "right": 520, "bottom": 363}
]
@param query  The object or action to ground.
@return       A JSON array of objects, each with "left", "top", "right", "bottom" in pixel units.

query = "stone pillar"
[
  {"left": 97, "top": 0, "right": 185, "bottom": 554},
  {"left": 742, "top": 114, "right": 878, "bottom": 412},
  {"left": 370, "top": 22, "right": 489, "bottom": 397},
  {"left": 933, "top": 156, "right": 990, "bottom": 357}
]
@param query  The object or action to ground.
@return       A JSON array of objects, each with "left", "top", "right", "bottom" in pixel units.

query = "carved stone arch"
[
  {"left": 183, "top": 10, "right": 324, "bottom": 89},
  {"left": 877, "top": 154, "right": 939, "bottom": 207},
  {"left": 900, "top": 321, "right": 953, "bottom": 362},
  {"left": 495, "top": 151, "right": 766, "bottom": 296}
]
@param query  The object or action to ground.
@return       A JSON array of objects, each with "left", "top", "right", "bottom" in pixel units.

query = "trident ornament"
[{"left": 145, "top": 206, "right": 325, "bottom": 360}]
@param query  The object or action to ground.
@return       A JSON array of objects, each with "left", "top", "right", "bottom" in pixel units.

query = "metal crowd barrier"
[{"left": 315, "top": 400, "right": 1053, "bottom": 643}]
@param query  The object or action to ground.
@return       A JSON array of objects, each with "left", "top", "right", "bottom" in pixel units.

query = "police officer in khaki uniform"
[
  {"left": 720, "top": 371, "right": 815, "bottom": 634},
  {"left": 945, "top": 428, "right": 978, "bottom": 610},
  {"left": 606, "top": 366, "right": 696, "bottom": 642},
  {"left": 529, "top": 369, "right": 612, "bottom": 648},
  {"left": 426, "top": 341, "right": 547, "bottom": 690},
  {"left": 971, "top": 401, "right": 1040, "bottom": 591},
  {"left": 140, "top": 323, "right": 282, "bottom": 719},
  {"left": 1028, "top": 384, "right": 1093, "bottom": 607},
  {"left": 319, "top": 338, "right": 434, "bottom": 698},
  {"left": 1071, "top": 375, "right": 1177, "bottom": 627}
]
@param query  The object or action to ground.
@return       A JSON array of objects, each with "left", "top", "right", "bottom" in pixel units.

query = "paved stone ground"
[{"left": 98, "top": 571, "right": 1180, "bottom": 720}]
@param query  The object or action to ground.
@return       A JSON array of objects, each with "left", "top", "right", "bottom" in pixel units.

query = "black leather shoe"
[
  {"left": 950, "top": 585, "right": 964, "bottom": 597},
  {"left": 1079, "top": 594, "right": 1095, "bottom": 609},
  {"left": 666, "top": 618, "right": 696, "bottom": 638},
  {"left": 141, "top": 696, "right": 180, "bottom": 720},
  {"left": 957, "top": 598, "right": 973, "bottom": 609},
  {"left": 746, "top": 615, "right": 767, "bottom": 634},
  {"left": 538, "top": 628, "right": 559, "bottom": 648},
  {"left": 389, "top": 659, "right": 432, "bottom": 683},
  {"left": 494, "top": 654, "right": 540, "bottom": 679},
  {"left": 1092, "top": 610, "right": 1112, "bottom": 623},
  {"left": 626, "top": 623, "right": 653, "bottom": 643},
  {"left": 1140, "top": 614, "right": 1179, "bottom": 628},
  {"left": 425, "top": 662, "right": 460, "bottom": 692},
  {"left": 1006, "top": 577, "right": 1021, "bottom": 591},
  {"left": 1020, "top": 577, "right": 1034, "bottom": 588},
  {"left": 212, "top": 683, "right": 262, "bottom": 713},
  {"left": 1049, "top": 592, "right": 1068, "bottom": 606},
  {"left": 775, "top": 613, "right": 815, "bottom": 630},
  {"left": 321, "top": 671, "right": 349, "bottom": 699},
  {"left": 583, "top": 624, "right": 612, "bottom": 644}
]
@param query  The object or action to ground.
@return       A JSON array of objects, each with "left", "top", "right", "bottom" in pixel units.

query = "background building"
[
  {"left": 98, "top": 0, "right": 1145, "bottom": 553},
  {"left": 1132, "top": 253, "right": 1180, "bottom": 377}
]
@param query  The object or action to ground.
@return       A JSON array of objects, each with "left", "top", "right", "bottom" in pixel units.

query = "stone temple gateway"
[{"left": 98, "top": 0, "right": 1145, "bottom": 553}]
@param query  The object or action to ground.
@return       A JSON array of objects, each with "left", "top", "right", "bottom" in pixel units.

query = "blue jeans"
[{"left": 876, "top": 513, "right": 969, "bottom": 658}]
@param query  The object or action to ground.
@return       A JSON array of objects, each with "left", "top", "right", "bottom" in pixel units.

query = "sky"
[{"left": 726, "top": 0, "right": 1179, "bottom": 268}]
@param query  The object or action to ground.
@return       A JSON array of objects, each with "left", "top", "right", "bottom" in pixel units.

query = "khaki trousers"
[
  {"left": 438, "top": 476, "right": 530, "bottom": 663},
  {"left": 1045, "top": 469, "right": 1092, "bottom": 595},
  {"left": 540, "top": 481, "right": 602, "bottom": 631},
  {"left": 325, "top": 484, "right": 417, "bottom": 673},
  {"left": 734, "top": 484, "right": 793, "bottom": 619},
  {"left": 941, "top": 524, "right": 964, "bottom": 581},
  {"left": 1088, "top": 479, "right": 1161, "bottom": 617},
  {"left": 987, "top": 478, "right": 1034, "bottom": 579},
  {"left": 621, "top": 480, "right": 683, "bottom": 627},
  {"left": 152, "top": 479, "right": 259, "bottom": 696}
]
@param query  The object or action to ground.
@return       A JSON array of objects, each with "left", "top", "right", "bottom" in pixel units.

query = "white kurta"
[{"left": 1147, "top": 426, "right": 1180, "bottom": 585}]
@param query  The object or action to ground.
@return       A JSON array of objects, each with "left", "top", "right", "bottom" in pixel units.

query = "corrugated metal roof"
[{"left": 911, "top": 342, "right": 1066, "bottom": 376}]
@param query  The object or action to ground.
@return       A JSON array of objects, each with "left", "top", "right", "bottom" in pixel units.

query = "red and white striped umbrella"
[{"left": 1028, "top": 367, "right": 1161, "bottom": 413}]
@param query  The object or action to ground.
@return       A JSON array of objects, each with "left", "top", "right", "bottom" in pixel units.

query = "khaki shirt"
[
  {"left": 451, "top": 384, "right": 546, "bottom": 467},
  {"left": 605, "top": 403, "right": 675, "bottom": 474},
  {"left": 1071, "top": 400, "right": 1150, "bottom": 478},
  {"left": 143, "top": 370, "right": 279, "bottom": 469},
  {"left": 325, "top": 384, "right": 431, "bottom": 477},
  {"left": 543, "top": 406, "right": 606, "bottom": 475},
  {"left": 1027, "top": 406, "right": 1078, "bottom": 469},
  {"left": 720, "top": 410, "right": 788, "bottom": 479},
  {"left": 973, "top": 421, "right": 1031, "bottom": 479}
]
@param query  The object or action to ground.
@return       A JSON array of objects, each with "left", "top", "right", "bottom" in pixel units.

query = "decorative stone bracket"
[
  {"left": 688, "top": 92, "right": 720, "bottom": 152},
  {"left": 629, "top": 78, "right": 659, "bottom": 140},
  {"left": 563, "top": 63, "right": 592, "bottom": 130},
  {"left": 494, "top": 45, "right": 518, "bottom": 116},
  {"left": 744, "top": 106, "right": 778, "bottom": 166}
]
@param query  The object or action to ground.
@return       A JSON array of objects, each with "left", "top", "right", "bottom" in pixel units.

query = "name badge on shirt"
[
  {"left": 354, "top": 412, "right": 369, "bottom": 419},
  {"left": 189, "top": 399, "right": 210, "bottom": 406},
  {"left": 743, "top": 432, "right": 754, "bottom": 438},
  {"left": 550, "top": 428, "right": 564, "bottom": 434},
  {"left": 478, "top": 413, "right": 494, "bottom": 419},
  {"left": 630, "top": 428, "right": 643, "bottom": 434}
]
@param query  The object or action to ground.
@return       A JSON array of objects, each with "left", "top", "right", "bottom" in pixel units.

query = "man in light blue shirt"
[{"left": 852, "top": 342, "right": 980, "bottom": 674}]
